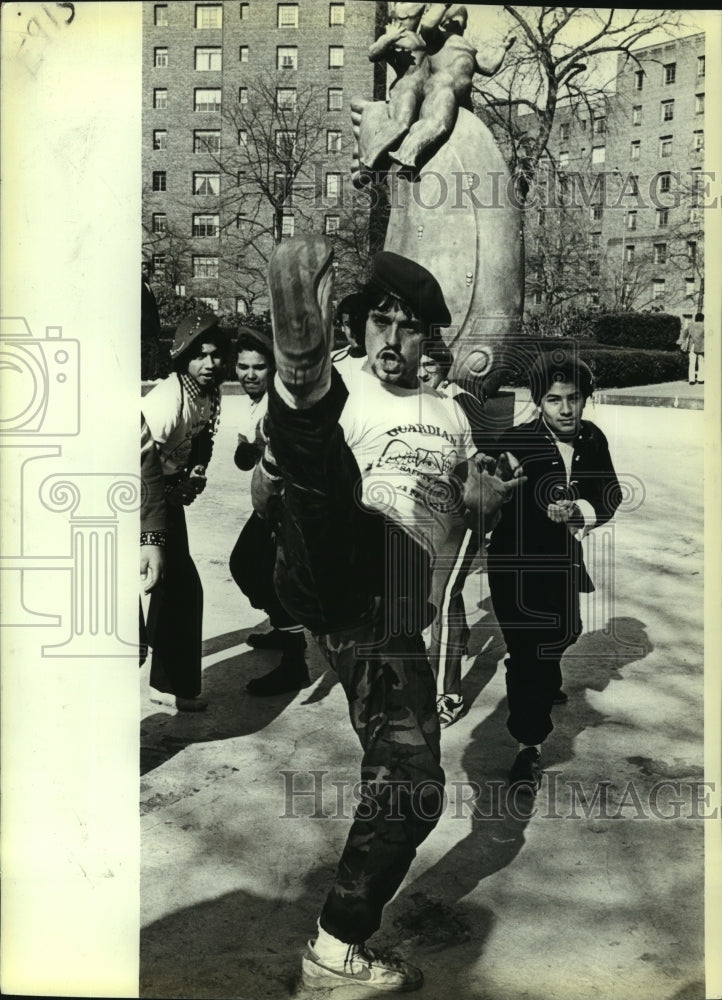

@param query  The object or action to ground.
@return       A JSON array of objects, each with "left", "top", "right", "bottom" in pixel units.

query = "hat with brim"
[
  {"left": 170, "top": 312, "right": 222, "bottom": 359},
  {"left": 367, "top": 251, "right": 451, "bottom": 337}
]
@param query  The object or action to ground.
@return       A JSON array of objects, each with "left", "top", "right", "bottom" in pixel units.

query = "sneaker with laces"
[
  {"left": 267, "top": 235, "right": 335, "bottom": 398},
  {"left": 301, "top": 940, "right": 423, "bottom": 993},
  {"left": 437, "top": 693, "right": 465, "bottom": 728}
]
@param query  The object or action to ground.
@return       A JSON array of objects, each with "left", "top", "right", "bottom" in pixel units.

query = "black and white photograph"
[{"left": 1, "top": 3, "right": 721, "bottom": 999}]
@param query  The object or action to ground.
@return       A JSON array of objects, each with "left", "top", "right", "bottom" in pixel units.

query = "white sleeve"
[{"left": 141, "top": 377, "right": 180, "bottom": 447}]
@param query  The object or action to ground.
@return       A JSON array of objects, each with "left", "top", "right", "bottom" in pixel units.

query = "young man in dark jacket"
[{"left": 487, "top": 351, "right": 622, "bottom": 796}]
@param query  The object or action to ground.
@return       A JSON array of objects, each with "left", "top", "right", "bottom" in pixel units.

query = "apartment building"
[
  {"left": 526, "top": 32, "right": 706, "bottom": 318},
  {"left": 142, "top": 0, "right": 385, "bottom": 313}
]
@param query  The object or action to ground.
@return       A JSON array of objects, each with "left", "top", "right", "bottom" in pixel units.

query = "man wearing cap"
[
  {"left": 487, "top": 351, "right": 621, "bottom": 796},
  {"left": 254, "top": 235, "right": 521, "bottom": 992},
  {"left": 228, "top": 327, "right": 310, "bottom": 696},
  {"left": 141, "top": 311, "right": 226, "bottom": 711}
]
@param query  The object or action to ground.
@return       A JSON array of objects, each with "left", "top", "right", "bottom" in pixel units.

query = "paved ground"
[{"left": 139, "top": 379, "right": 710, "bottom": 1000}]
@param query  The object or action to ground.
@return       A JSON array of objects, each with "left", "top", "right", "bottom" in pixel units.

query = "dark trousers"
[
  {"left": 488, "top": 564, "right": 581, "bottom": 746},
  {"left": 229, "top": 510, "right": 297, "bottom": 630},
  {"left": 145, "top": 503, "right": 203, "bottom": 699},
  {"left": 264, "top": 370, "right": 444, "bottom": 943}
]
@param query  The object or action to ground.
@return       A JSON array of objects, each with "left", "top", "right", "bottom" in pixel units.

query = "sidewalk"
[{"left": 505, "top": 379, "right": 704, "bottom": 411}]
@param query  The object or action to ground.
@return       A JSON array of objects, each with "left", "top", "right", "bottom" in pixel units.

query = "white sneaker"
[
  {"left": 437, "top": 693, "right": 465, "bottom": 728},
  {"left": 301, "top": 940, "right": 423, "bottom": 993}
]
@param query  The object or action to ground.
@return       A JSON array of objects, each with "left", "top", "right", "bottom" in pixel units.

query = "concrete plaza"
[{"left": 139, "top": 381, "right": 712, "bottom": 1000}]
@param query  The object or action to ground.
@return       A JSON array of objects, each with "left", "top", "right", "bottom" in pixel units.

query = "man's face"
[
  {"left": 540, "top": 380, "right": 586, "bottom": 440},
  {"left": 236, "top": 349, "right": 270, "bottom": 400},
  {"left": 186, "top": 341, "right": 223, "bottom": 387},
  {"left": 418, "top": 354, "right": 444, "bottom": 389},
  {"left": 363, "top": 301, "right": 424, "bottom": 389}
]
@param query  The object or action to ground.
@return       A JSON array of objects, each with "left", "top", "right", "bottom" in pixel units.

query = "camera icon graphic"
[{"left": 0, "top": 316, "right": 80, "bottom": 435}]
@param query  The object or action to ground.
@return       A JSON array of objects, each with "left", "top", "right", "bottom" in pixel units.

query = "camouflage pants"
[{"left": 315, "top": 617, "right": 444, "bottom": 944}]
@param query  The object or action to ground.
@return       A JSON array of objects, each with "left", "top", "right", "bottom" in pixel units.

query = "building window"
[
  {"left": 194, "top": 130, "right": 221, "bottom": 153},
  {"left": 198, "top": 297, "right": 219, "bottom": 310},
  {"left": 277, "top": 4, "right": 299, "bottom": 28},
  {"left": 153, "top": 129, "right": 167, "bottom": 150},
  {"left": 559, "top": 122, "right": 569, "bottom": 141},
  {"left": 195, "top": 47, "right": 222, "bottom": 70},
  {"left": 239, "top": 45, "right": 249, "bottom": 63},
  {"left": 590, "top": 231, "right": 601, "bottom": 249},
  {"left": 152, "top": 213, "right": 166, "bottom": 234},
  {"left": 653, "top": 243, "right": 667, "bottom": 264},
  {"left": 695, "top": 93, "right": 705, "bottom": 114},
  {"left": 558, "top": 150, "right": 569, "bottom": 169},
  {"left": 693, "top": 130, "right": 704, "bottom": 152},
  {"left": 659, "top": 172, "right": 671, "bottom": 194},
  {"left": 195, "top": 88, "right": 221, "bottom": 112},
  {"left": 236, "top": 296, "right": 248, "bottom": 314},
  {"left": 661, "top": 99, "right": 674, "bottom": 122},
  {"left": 629, "top": 175, "right": 639, "bottom": 195},
  {"left": 689, "top": 206, "right": 701, "bottom": 224},
  {"left": 154, "top": 5, "right": 168, "bottom": 26},
  {"left": 656, "top": 208, "right": 669, "bottom": 228},
  {"left": 630, "top": 140, "right": 640, "bottom": 160},
  {"left": 652, "top": 279, "right": 665, "bottom": 299},
  {"left": 238, "top": 129, "right": 248, "bottom": 146},
  {"left": 153, "top": 88, "right": 168, "bottom": 109},
  {"left": 327, "top": 130, "right": 342, "bottom": 154},
  {"left": 697, "top": 55, "right": 705, "bottom": 78},
  {"left": 593, "top": 115, "right": 606, "bottom": 135},
  {"left": 275, "top": 129, "right": 297, "bottom": 154},
  {"left": 276, "top": 87, "right": 297, "bottom": 110},
  {"left": 329, "top": 46, "right": 344, "bottom": 68},
  {"left": 276, "top": 213, "right": 295, "bottom": 239},
  {"left": 632, "top": 105, "right": 642, "bottom": 125},
  {"left": 685, "top": 278, "right": 696, "bottom": 298},
  {"left": 325, "top": 173, "right": 341, "bottom": 199},
  {"left": 634, "top": 70, "right": 644, "bottom": 91},
  {"left": 193, "top": 213, "right": 220, "bottom": 237},
  {"left": 659, "top": 135, "right": 673, "bottom": 158},
  {"left": 196, "top": 4, "right": 222, "bottom": 28},
  {"left": 152, "top": 253, "right": 166, "bottom": 276},
  {"left": 154, "top": 47, "right": 168, "bottom": 68},
  {"left": 277, "top": 46, "right": 298, "bottom": 70},
  {"left": 328, "top": 87, "right": 343, "bottom": 111},
  {"left": 622, "top": 245, "right": 634, "bottom": 264},
  {"left": 687, "top": 240, "right": 697, "bottom": 262},
  {"left": 238, "top": 87, "right": 248, "bottom": 105},
  {"left": 325, "top": 215, "right": 340, "bottom": 234},
  {"left": 592, "top": 146, "right": 605, "bottom": 166},
  {"left": 152, "top": 171, "right": 167, "bottom": 191},
  {"left": 329, "top": 3, "right": 345, "bottom": 26},
  {"left": 663, "top": 62, "right": 676, "bottom": 85},
  {"left": 240, "top": 2, "right": 249, "bottom": 19},
  {"left": 627, "top": 210, "right": 637, "bottom": 231},
  {"left": 193, "top": 255, "right": 219, "bottom": 278},
  {"left": 590, "top": 204, "right": 603, "bottom": 221},
  {"left": 193, "top": 172, "right": 220, "bottom": 195}
]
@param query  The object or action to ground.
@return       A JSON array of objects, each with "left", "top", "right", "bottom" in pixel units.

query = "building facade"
[
  {"left": 142, "top": 0, "right": 385, "bottom": 314},
  {"left": 524, "top": 31, "right": 705, "bottom": 320}
]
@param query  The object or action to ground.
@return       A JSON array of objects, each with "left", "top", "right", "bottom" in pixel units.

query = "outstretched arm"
[{"left": 475, "top": 35, "right": 516, "bottom": 77}]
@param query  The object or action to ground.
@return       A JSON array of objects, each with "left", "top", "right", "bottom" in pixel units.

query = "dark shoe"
[
  {"left": 552, "top": 689, "right": 568, "bottom": 705},
  {"left": 267, "top": 235, "right": 335, "bottom": 397},
  {"left": 247, "top": 629, "right": 306, "bottom": 651},
  {"left": 246, "top": 650, "right": 311, "bottom": 696},
  {"left": 509, "top": 747, "right": 542, "bottom": 797},
  {"left": 174, "top": 694, "right": 209, "bottom": 712}
]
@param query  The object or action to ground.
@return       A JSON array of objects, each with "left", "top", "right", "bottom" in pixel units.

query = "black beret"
[
  {"left": 367, "top": 251, "right": 451, "bottom": 335},
  {"left": 235, "top": 325, "right": 274, "bottom": 358},
  {"left": 170, "top": 312, "right": 222, "bottom": 359}
]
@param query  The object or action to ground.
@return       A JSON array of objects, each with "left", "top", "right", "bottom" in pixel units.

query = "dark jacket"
[{"left": 487, "top": 417, "right": 621, "bottom": 593}]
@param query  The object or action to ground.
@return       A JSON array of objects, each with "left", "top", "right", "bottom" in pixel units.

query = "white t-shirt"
[
  {"left": 141, "top": 374, "right": 216, "bottom": 475},
  {"left": 237, "top": 392, "right": 268, "bottom": 444},
  {"left": 339, "top": 366, "right": 475, "bottom": 556}
]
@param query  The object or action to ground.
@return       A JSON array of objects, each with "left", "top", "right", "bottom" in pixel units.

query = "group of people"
[{"left": 139, "top": 237, "right": 621, "bottom": 993}]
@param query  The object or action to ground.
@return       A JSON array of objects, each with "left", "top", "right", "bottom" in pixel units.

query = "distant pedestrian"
[
  {"left": 687, "top": 313, "right": 705, "bottom": 385},
  {"left": 228, "top": 328, "right": 310, "bottom": 696},
  {"left": 141, "top": 312, "right": 227, "bottom": 711},
  {"left": 141, "top": 259, "right": 163, "bottom": 381}
]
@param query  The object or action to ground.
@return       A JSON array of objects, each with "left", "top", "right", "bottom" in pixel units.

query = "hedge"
[
  {"left": 494, "top": 339, "right": 687, "bottom": 391},
  {"left": 593, "top": 312, "right": 681, "bottom": 352}
]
